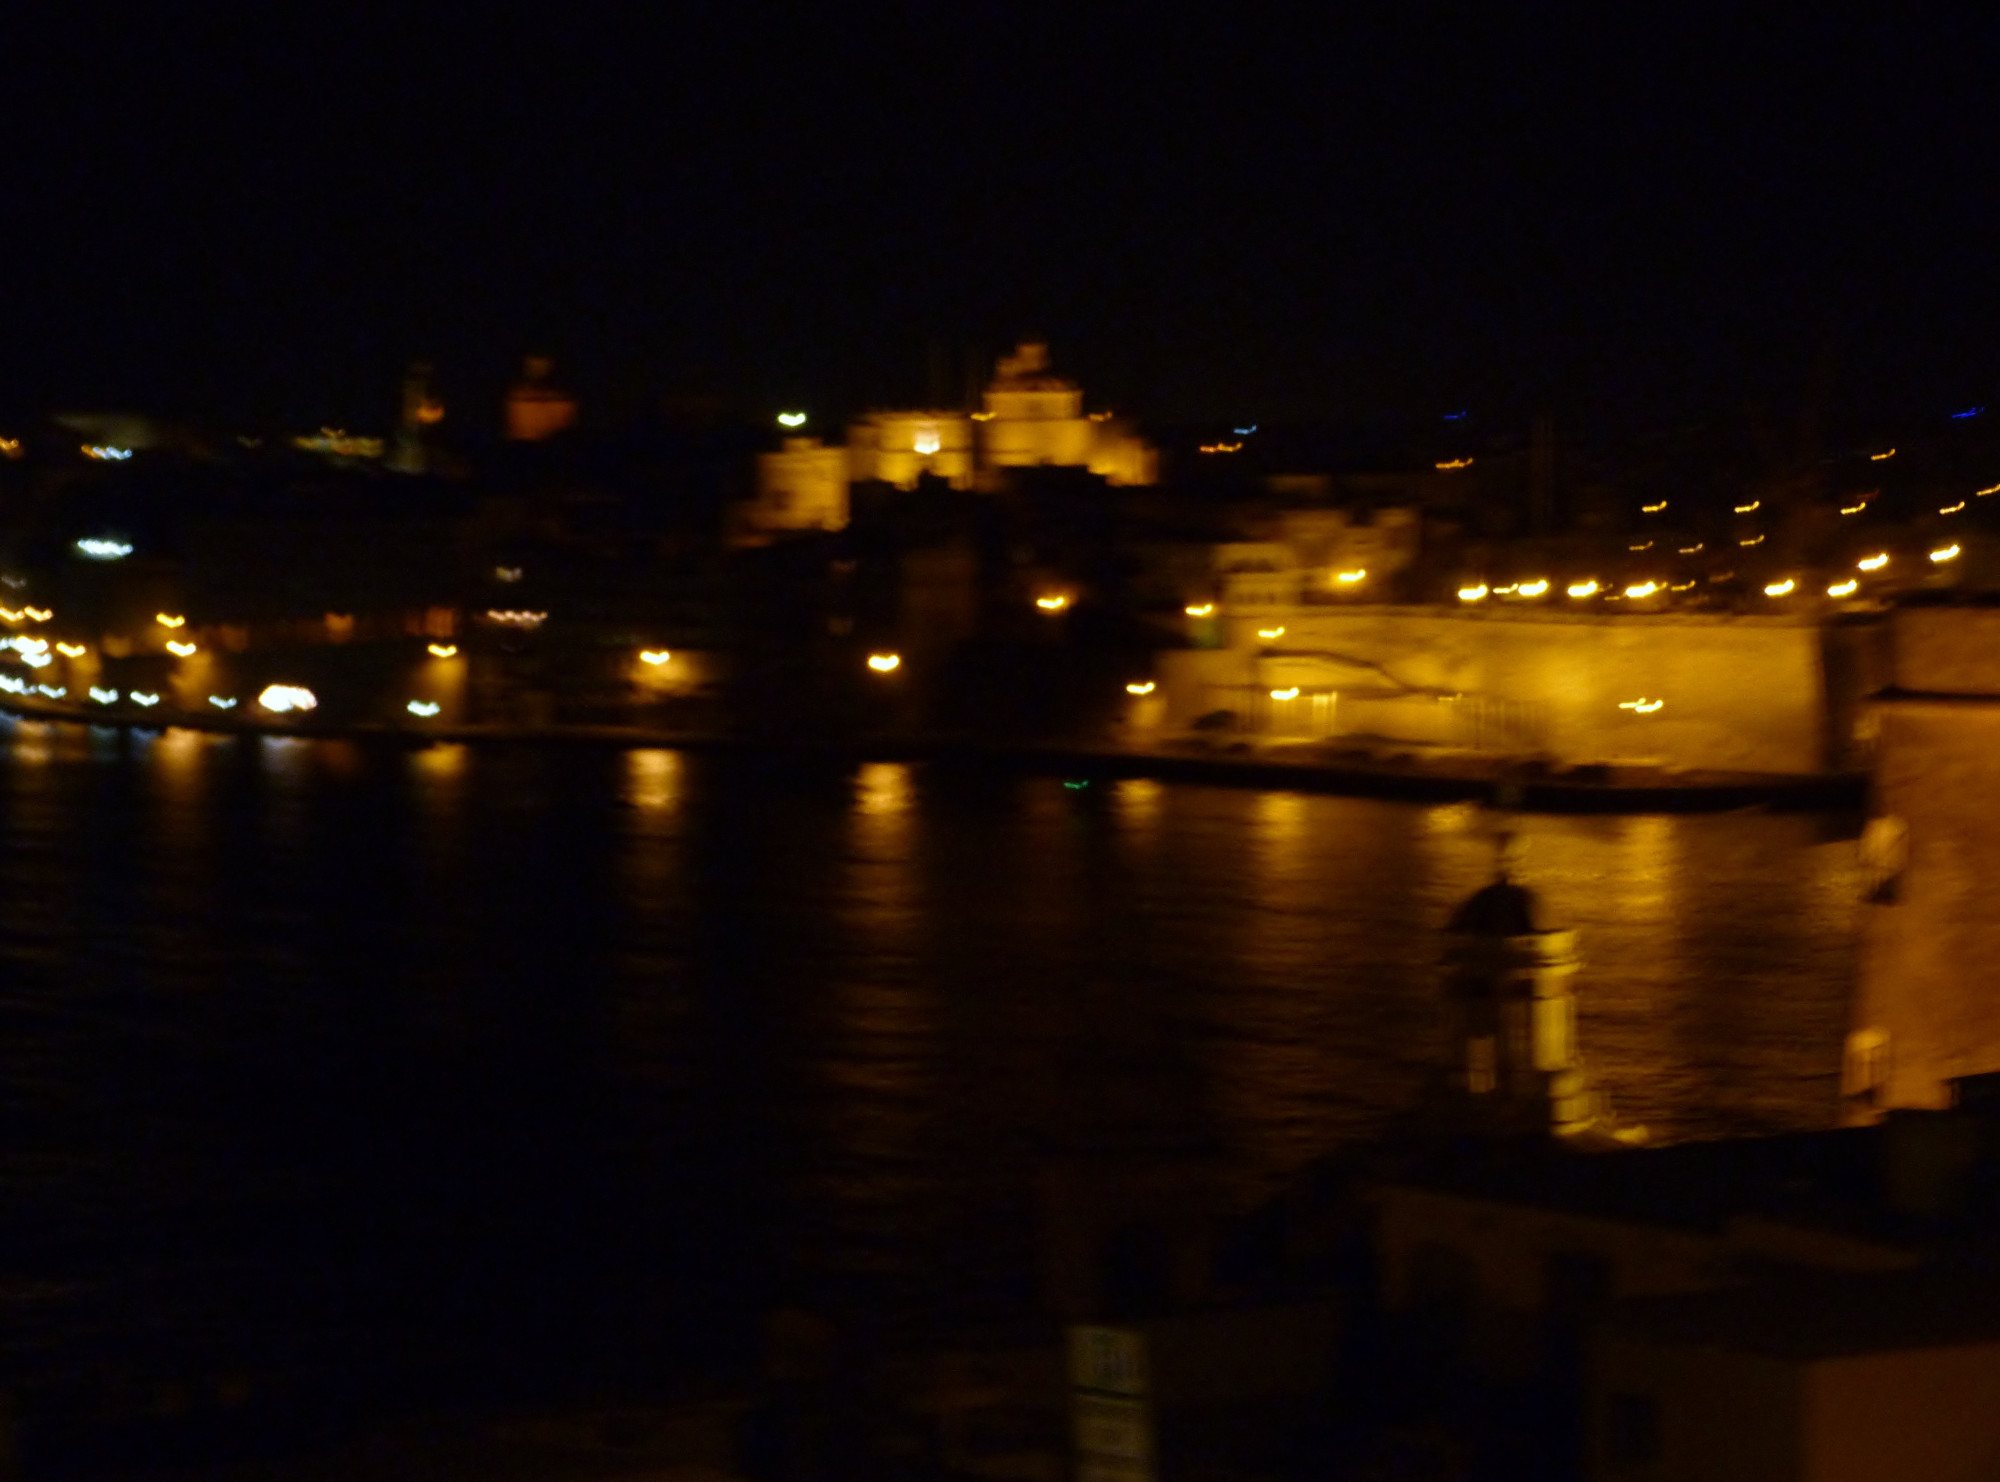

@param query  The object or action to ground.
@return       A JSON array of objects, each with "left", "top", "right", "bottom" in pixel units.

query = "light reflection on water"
[{"left": 0, "top": 731, "right": 1863, "bottom": 1389}]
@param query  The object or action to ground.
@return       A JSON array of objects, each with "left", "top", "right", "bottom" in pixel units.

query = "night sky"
[{"left": 4, "top": 9, "right": 1998, "bottom": 437}]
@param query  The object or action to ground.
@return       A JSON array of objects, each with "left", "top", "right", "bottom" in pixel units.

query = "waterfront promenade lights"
[
  {"left": 427, "top": 643, "right": 458, "bottom": 658},
  {"left": 1035, "top": 594, "right": 1070, "bottom": 612},
  {"left": 1270, "top": 687, "right": 1300, "bottom": 701},
  {"left": 639, "top": 650, "right": 671, "bottom": 665},
  {"left": 1828, "top": 580, "right": 1859, "bottom": 597},
  {"left": 166, "top": 640, "right": 197, "bottom": 656},
  {"left": 867, "top": 653, "right": 901, "bottom": 673},
  {"left": 258, "top": 684, "right": 317, "bottom": 714},
  {"left": 1764, "top": 578, "right": 1797, "bottom": 597},
  {"left": 1516, "top": 579, "right": 1549, "bottom": 597},
  {"left": 1257, "top": 626, "right": 1285, "bottom": 641},
  {"left": 1618, "top": 698, "right": 1664, "bottom": 714},
  {"left": 407, "top": 700, "right": 441, "bottom": 717},
  {"left": 1184, "top": 603, "right": 1215, "bottom": 617},
  {"left": 1566, "top": 580, "right": 1599, "bottom": 599},
  {"left": 1858, "top": 553, "right": 1890, "bottom": 571},
  {"left": 1458, "top": 584, "right": 1489, "bottom": 602},
  {"left": 1126, "top": 681, "right": 1155, "bottom": 695},
  {"left": 156, "top": 613, "right": 186, "bottom": 629},
  {"left": 1624, "top": 581, "right": 1660, "bottom": 599},
  {"left": 776, "top": 411, "right": 807, "bottom": 428},
  {"left": 1334, "top": 569, "right": 1366, "bottom": 585},
  {"left": 1931, "top": 544, "right": 1962, "bottom": 564}
]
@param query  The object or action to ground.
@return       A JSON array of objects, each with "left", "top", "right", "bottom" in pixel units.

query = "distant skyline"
[{"left": 4, "top": 10, "right": 1998, "bottom": 437}]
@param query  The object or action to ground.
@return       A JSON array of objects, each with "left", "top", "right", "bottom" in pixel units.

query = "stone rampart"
[{"left": 1159, "top": 606, "right": 1832, "bottom": 775}]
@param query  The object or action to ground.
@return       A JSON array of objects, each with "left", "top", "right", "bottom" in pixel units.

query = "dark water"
[{"left": 0, "top": 719, "right": 1862, "bottom": 1418}]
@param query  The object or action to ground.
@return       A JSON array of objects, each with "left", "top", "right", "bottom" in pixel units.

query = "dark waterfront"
[{"left": 0, "top": 718, "right": 1861, "bottom": 1429}]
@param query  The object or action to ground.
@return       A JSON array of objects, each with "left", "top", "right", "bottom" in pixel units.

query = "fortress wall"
[
  {"left": 1850, "top": 607, "right": 2000, "bottom": 1113},
  {"left": 1162, "top": 607, "right": 1831, "bottom": 774}
]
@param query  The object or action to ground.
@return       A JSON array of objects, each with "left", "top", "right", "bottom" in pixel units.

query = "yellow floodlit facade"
[
  {"left": 747, "top": 437, "right": 850, "bottom": 535},
  {"left": 504, "top": 356, "right": 579, "bottom": 442}
]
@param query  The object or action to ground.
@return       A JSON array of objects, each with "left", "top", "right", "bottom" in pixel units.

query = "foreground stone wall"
[
  {"left": 1851, "top": 606, "right": 2000, "bottom": 1112},
  {"left": 1158, "top": 606, "right": 1832, "bottom": 775}
]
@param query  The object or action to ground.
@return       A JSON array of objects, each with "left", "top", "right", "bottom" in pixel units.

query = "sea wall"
[{"left": 1158, "top": 606, "right": 1835, "bottom": 775}]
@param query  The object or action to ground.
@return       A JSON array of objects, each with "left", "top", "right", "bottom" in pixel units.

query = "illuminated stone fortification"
[
  {"left": 746, "top": 438, "right": 850, "bottom": 536},
  {"left": 976, "top": 341, "right": 1154, "bottom": 488},
  {"left": 1158, "top": 607, "right": 1829, "bottom": 775},
  {"left": 847, "top": 410, "right": 976, "bottom": 490},
  {"left": 839, "top": 341, "right": 1156, "bottom": 497},
  {"left": 751, "top": 343, "right": 1155, "bottom": 527},
  {"left": 1848, "top": 606, "right": 2000, "bottom": 1115}
]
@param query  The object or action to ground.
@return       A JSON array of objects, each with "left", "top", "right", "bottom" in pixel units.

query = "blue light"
[
  {"left": 1444, "top": 410, "right": 1468, "bottom": 421},
  {"left": 1232, "top": 424, "right": 1257, "bottom": 436},
  {"left": 1954, "top": 407, "right": 1985, "bottom": 419}
]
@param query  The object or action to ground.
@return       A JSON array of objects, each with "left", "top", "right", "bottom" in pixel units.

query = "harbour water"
[{"left": 0, "top": 718, "right": 1862, "bottom": 1421}]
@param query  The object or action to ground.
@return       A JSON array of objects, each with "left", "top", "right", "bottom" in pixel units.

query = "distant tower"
[
  {"left": 506, "top": 355, "right": 579, "bottom": 442},
  {"left": 390, "top": 361, "right": 444, "bottom": 474},
  {"left": 1439, "top": 832, "right": 1607, "bottom": 1139}
]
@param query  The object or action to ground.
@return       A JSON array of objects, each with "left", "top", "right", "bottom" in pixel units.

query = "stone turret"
[{"left": 1439, "top": 832, "right": 1609, "bottom": 1140}]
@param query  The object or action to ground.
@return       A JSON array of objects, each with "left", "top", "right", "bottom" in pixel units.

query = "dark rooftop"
[{"left": 1601, "top": 1264, "right": 2000, "bottom": 1361}]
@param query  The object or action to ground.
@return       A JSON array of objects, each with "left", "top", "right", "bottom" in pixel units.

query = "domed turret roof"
[{"left": 1447, "top": 879, "right": 1541, "bottom": 936}]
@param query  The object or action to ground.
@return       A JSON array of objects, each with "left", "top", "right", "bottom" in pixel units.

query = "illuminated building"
[
  {"left": 846, "top": 410, "right": 975, "bottom": 490},
  {"left": 843, "top": 342, "right": 1156, "bottom": 498},
  {"left": 973, "top": 341, "right": 1155, "bottom": 488},
  {"left": 745, "top": 437, "right": 850, "bottom": 535},
  {"left": 744, "top": 342, "right": 1155, "bottom": 535},
  {"left": 505, "top": 355, "right": 578, "bottom": 441}
]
